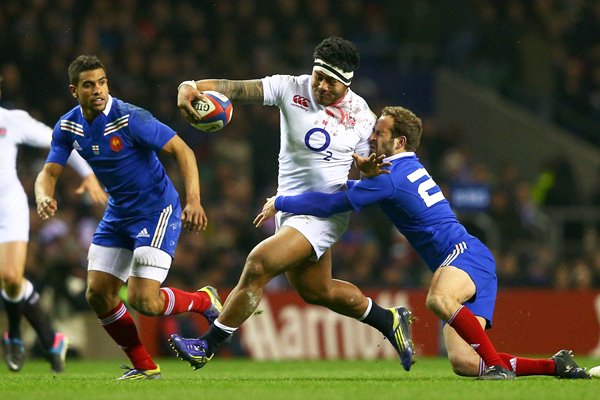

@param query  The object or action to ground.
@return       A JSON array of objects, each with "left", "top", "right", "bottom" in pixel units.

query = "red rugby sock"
[
  {"left": 160, "top": 287, "right": 211, "bottom": 315},
  {"left": 498, "top": 353, "right": 556, "bottom": 376},
  {"left": 448, "top": 306, "right": 508, "bottom": 369},
  {"left": 98, "top": 302, "right": 156, "bottom": 371}
]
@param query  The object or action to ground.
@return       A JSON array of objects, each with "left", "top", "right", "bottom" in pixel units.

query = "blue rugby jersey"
[
  {"left": 275, "top": 152, "right": 475, "bottom": 271},
  {"left": 47, "top": 96, "right": 179, "bottom": 217}
]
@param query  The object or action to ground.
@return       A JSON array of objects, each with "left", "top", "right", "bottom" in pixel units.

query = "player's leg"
[
  {"left": 443, "top": 309, "right": 590, "bottom": 378},
  {"left": 20, "top": 278, "right": 67, "bottom": 373},
  {"left": 286, "top": 250, "right": 414, "bottom": 371},
  {"left": 170, "top": 226, "right": 313, "bottom": 368},
  {"left": 427, "top": 265, "right": 512, "bottom": 379},
  {"left": 86, "top": 244, "right": 159, "bottom": 379},
  {"left": 286, "top": 249, "right": 368, "bottom": 316},
  {"left": 0, "top": 241, "right": 27, "bottom": 371},
  {"left": 127, "top": 205, "right": 221, "bottom": 321},
  {"left": 442, "top": 316, "right": 486, "bottom": 376},
  {"left": 496, "top": 350, "right": 590, "bottom": 378}
]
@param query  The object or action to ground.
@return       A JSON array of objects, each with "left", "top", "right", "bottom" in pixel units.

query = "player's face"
[
  {"left": 369, "top": 115, "right": 398, "bottom": 156},
  {"left": 311, "top": 71, "right": 348, "bottom": 106},
  {"left": 70, "top": 68, "right": 109, "bottom": 120}
]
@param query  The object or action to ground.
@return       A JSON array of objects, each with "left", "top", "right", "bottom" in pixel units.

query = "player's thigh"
[
  {"left": 87, "top": 244, "right": 133, "bottom": 287},
  {"left": 0, "top": 187, "right": 29, "bottom": 246},
  {"left": 443, "top": 316, "right": 486, "bottom": 376},
  {"left": 246, "top": 226, "right": 314, "bottom": 278},
  {"left": 0, "top": 241, "right": 27, "bottom": 284},
  {"left": 429, "top": 265, "right": 476, "bottom": 304},
  {"left": 286, "top": 249, "right": 333, "bottom": 295}
]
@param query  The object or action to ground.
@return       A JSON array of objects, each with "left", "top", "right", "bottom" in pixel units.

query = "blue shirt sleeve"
[
  {"left": 345, "top": 174, "right": 395, "bottom": 211},
  {"left": 129, "top": 108, "right": 176, "bottom": 151},
  {"left": 275, "top": 175, "right": 394, "bottom": 217},
  {"left": 46, "top": 122, "right": 73, "bottom": 166}
]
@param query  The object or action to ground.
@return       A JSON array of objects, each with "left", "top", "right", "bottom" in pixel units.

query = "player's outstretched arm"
[
  {"left": 35, "top": 162, "right": 64, "bottom": 220},
  {"left": 177, "top": 79, "right": 263, "bottom": 123},
  {"left": 162, "top": 135, "right": 207, "bottom": 233}
]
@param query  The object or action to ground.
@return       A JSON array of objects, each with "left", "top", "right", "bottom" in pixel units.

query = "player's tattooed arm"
[
  {"left": 213, "top": 80, "right": 263, "bottom": 104},
  {"left": 179, "top": 78, "right": 263, "bottom": 123}
]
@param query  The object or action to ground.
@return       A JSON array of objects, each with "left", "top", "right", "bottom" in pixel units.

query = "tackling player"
[
  {"left": 170, "top": 37, "right": 414, "bottom": 371},
  {"left": 0, "top": 75, "right": 106, "bottom": 373},
  {"left": 34, "top": 55, "right": 222, "bottom": 380},
  {"left": 254, "top": 106, "right": 591, "bottom": 380}
]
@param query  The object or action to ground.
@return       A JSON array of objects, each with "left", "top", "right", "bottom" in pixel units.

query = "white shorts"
[
  {"left": 0, "top": 185, "right": 29, "bottom": 243},
  {"left": 87, "top": 243, "right": 172, "bottom": 283},
  {"left": 275, "top": 211, "right": 350, "bottom": 261}
]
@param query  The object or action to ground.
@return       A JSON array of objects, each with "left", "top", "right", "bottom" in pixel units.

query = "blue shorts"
[
  {"left": 440, "top": 238, "right": 497, "bottom": 327},
  {"left": 92, "top": 202, "right": 182, "bottom": 258}
]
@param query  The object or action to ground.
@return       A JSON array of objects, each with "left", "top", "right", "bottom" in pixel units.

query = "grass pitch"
[{"left": 0, "top": 357, "right": 598, "bottom": 400}]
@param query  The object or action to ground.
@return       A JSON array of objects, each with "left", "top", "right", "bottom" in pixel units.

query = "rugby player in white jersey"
[
  {"left": 0, "top": 75, "right": 106, "bottom": 373},
  {"left": 170, "top": 37, "right": 415, "bottom": 371}
]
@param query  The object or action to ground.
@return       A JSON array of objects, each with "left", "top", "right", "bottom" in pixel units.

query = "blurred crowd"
[{"left": 1, "top": 0, "right": 600, "bottom": 320}]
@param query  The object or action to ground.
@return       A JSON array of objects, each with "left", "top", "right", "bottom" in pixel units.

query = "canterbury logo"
[{"left": 292, "top": 95, "right": 310, "bottom": 108}]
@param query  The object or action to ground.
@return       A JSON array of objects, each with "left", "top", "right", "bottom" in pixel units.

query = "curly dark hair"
[
  {"left": 313, "top": 37, "right": 359, "bottom": 73},
  {"left": 381, "top": 106, "right": 423, "bottom": 151},
  {"left": 68, "top": 55, "right": 105, "bottom": 85}
]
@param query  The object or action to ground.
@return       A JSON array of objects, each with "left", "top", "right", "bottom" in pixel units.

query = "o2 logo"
[{"left": 304, "top": 128, "right": 333, "bottom": 161}]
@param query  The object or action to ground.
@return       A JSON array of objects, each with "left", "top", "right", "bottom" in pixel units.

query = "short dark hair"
[
  {"left": 68, "top": 55, "right": 105, "bottom": 85},
  {"left": 313, "top": 37, "right": 359, "bottom": 73},
  {"left": 381, "top": 106, "right": 422, "bottom": 151}
]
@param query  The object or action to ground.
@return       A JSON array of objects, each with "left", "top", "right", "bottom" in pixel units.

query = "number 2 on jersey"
[{"left": 407, "top": 168, "right": 445, "bottom": 207}]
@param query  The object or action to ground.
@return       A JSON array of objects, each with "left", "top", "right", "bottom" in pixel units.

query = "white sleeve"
[
  {"left": 11, "top": 109, "right": 93, "bottom": 177},
  {"left": 354, "top": 110, "right": 377, "bottom": 157},
  {"left": 262, "top": 75, "right": 295, "bottom": 106},
  {"left": 12, "top": 109, "right": 53, "bottom": 147},
  {"left": 66, "top": 150, "right": 93, "bottom": 177}
]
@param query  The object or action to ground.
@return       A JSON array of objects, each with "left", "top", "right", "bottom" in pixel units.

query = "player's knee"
[
  {"left": 296, "top": 286, "right": 330, "bottom": 306},
  {"left": 0, "top": 269, "right": 24, "bottom": 294},
  {"left": 241, "top": 255, "right": 272, "bottom": 287},
  {"left": 85, "top": 285, "right": 113, "bottom": 312},
  {"left": 448, "top": 352, "right": 479, "bottom": 377},
  {"left": 425, "top": 292, "right": 452, "bottom": 319}
]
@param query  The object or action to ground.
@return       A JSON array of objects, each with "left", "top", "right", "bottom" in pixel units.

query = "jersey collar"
[
  {"left": 383, "top": 152, "right": 415, "bottom": 163},
  {"left": 78, "top": 95, "right": 113, "bottom": 118}
]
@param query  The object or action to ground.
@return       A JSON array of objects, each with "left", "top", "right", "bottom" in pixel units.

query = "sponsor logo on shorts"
[{"left": 136, "top": 228, "right": 150, "bottom": 238}]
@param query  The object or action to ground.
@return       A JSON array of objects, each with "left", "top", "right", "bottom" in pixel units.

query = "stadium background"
[{"left": 1, "top": 0, "right": 599, "bottom": 360}]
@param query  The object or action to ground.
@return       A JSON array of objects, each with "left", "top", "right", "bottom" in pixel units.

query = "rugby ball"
[{"left": 190, "top": 91, "right": 233, "bottom": 132}]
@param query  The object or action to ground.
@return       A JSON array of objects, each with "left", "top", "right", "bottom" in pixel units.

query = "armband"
[{"left": 177, "top": 80, "right": 197, "bottom": 91}]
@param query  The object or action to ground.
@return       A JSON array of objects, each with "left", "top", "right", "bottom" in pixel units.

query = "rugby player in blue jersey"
[
  {"left": 34, "top": 55, "right": 222, "bottom": 380},
  {"left": 254, "top": 106, "right": 591, "bottom": 380}
]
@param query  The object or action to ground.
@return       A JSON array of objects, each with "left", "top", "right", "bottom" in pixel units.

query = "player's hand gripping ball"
[{"left": 190, "top": 91, "right": 233, "bottom": 132}]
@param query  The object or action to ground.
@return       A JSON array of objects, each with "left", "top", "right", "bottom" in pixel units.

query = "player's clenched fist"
[{"left": 36, "top": 196, "right": 57, "bottom": 220}]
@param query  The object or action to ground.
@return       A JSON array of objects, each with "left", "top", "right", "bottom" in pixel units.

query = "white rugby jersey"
[
  {"left": 0, "top": 106, "right": 92, "bottom": 194},
  {"left": 262, "top": 74, "right": 375, "bottom": 195}
]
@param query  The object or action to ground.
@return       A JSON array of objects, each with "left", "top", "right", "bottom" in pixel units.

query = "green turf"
[{"left": 0, "top": 357, "right": 598, "bottom": 400}]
